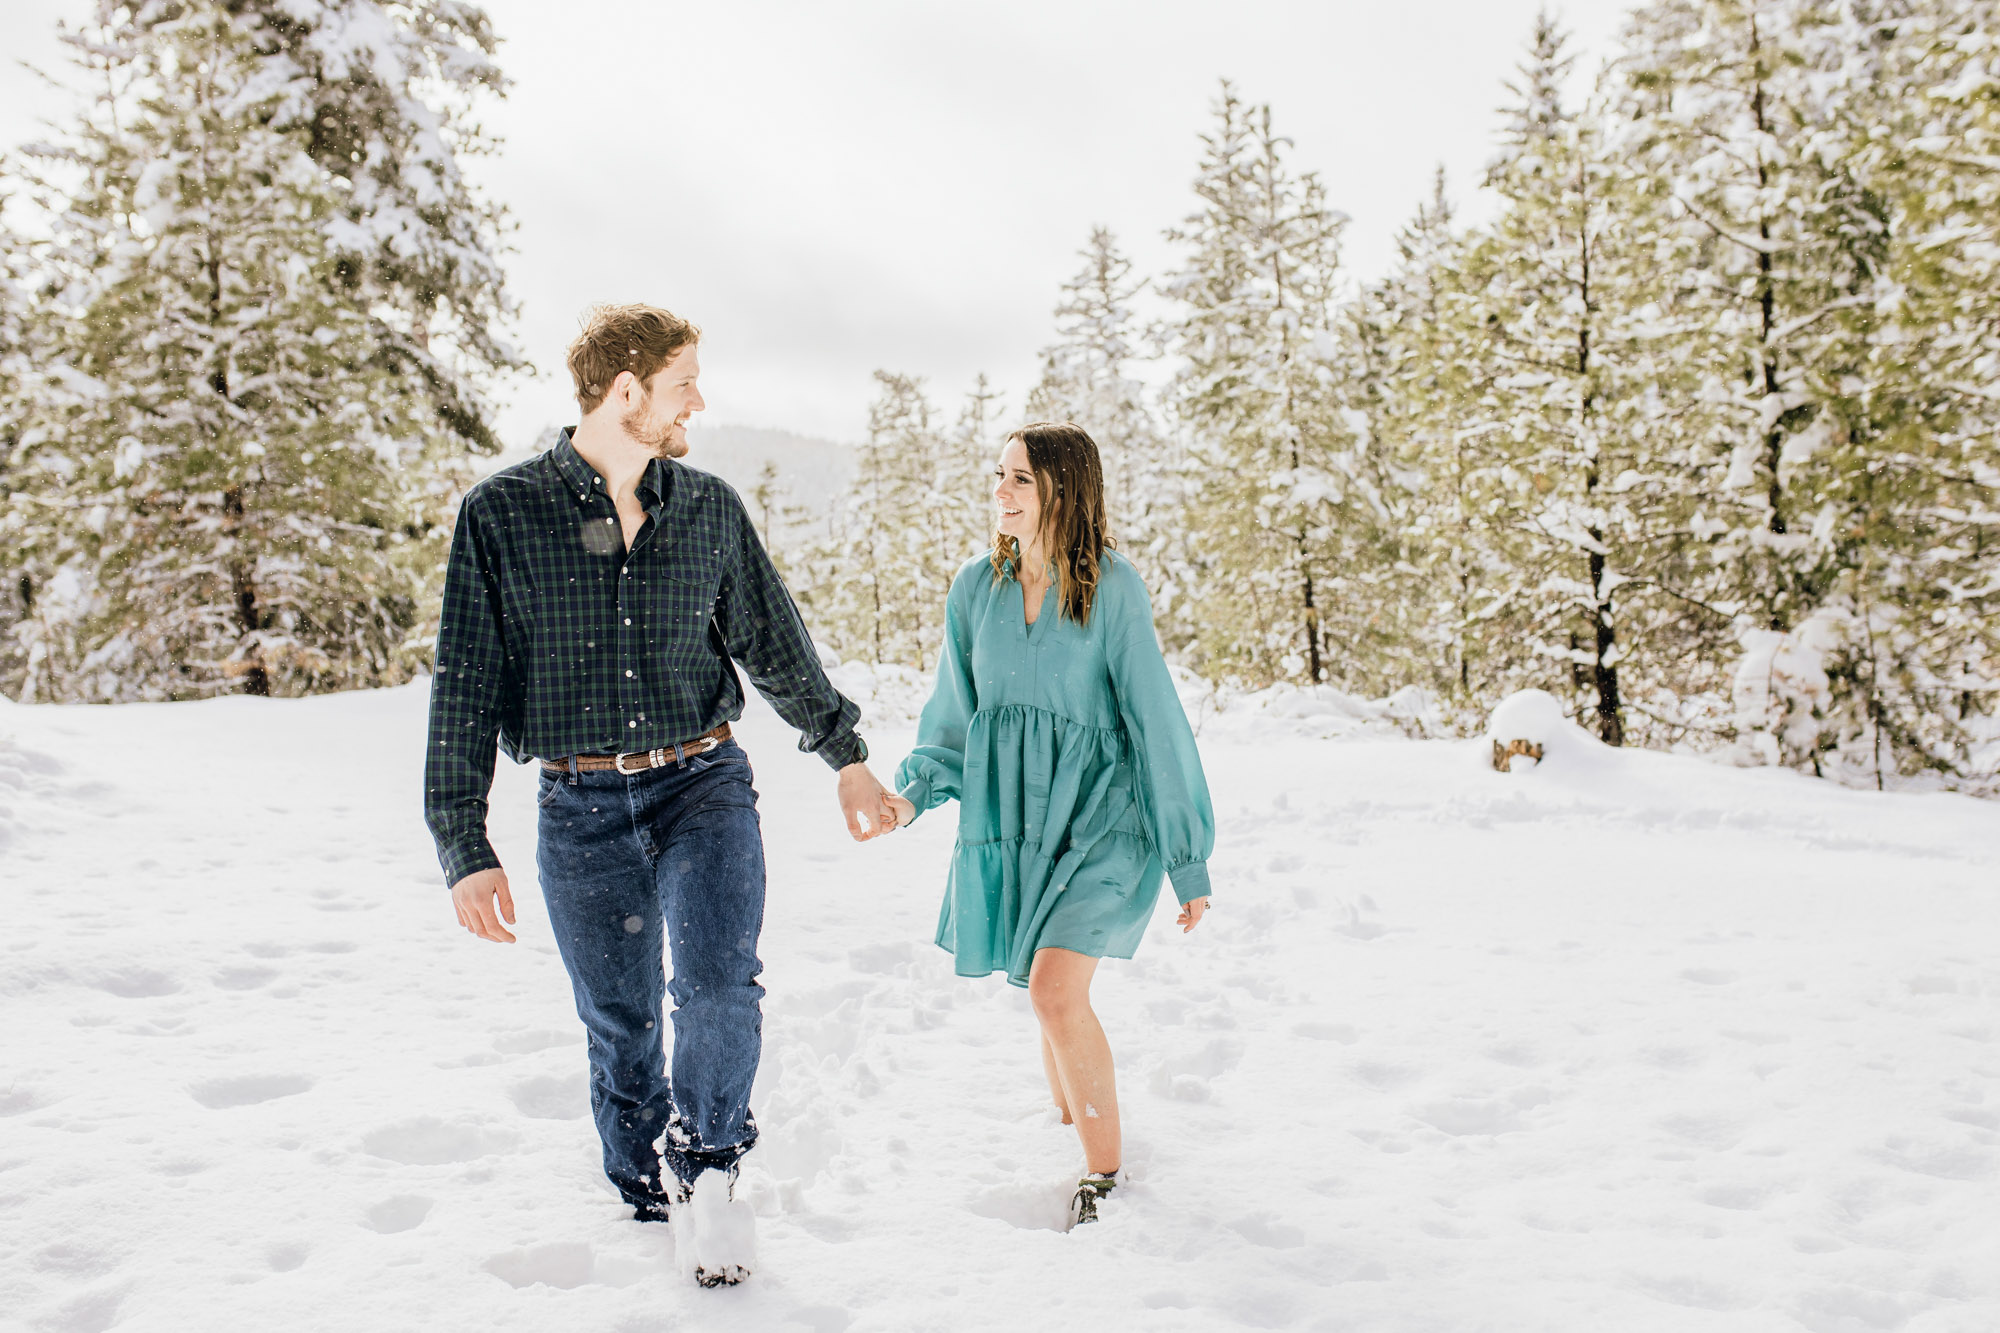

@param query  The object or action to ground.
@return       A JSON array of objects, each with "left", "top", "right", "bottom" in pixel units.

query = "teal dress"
[{"left": 895, "top": 550, "right": 1215, "bottom": 987}]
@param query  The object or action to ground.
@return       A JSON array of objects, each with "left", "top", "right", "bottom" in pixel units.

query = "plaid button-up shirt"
[{"left": 423, "top": 429, "right": 864, "bottom": 887}]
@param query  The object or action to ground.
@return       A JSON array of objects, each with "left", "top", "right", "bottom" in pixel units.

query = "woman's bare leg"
[
  {"left": 1028, "top": 948, "right": 1119, "bottom": 1174},
  {"left": 1040, "top": 1032, "right": 1073, "bottom": 1123}
]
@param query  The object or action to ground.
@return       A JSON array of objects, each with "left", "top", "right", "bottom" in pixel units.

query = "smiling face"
[
  {"left": 993, "top": 436, "right": 1047, "bottom": 550},
  {"left": 619, "top": 345, "right": 704, "bottom": 459}
]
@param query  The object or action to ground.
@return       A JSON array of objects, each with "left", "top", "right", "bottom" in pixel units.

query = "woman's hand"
[
  {"left": 1176, "top": 897, "right": 1209, "bottom": 933},
  {"left": 882, "top": 793, "right": 915, "bottom": 832}
]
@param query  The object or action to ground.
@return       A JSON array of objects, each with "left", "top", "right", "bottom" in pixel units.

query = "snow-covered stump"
[{"left": 1482, "top": 689, "right": 1603, "bottom": 774}]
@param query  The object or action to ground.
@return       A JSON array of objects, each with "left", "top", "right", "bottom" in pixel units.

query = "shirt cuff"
[
  {"left": 811, "top": 731, "right": 867, "bottom": 771},
  {"left": 1167, "top": 861, "right": 1211, "bottom": 906},
  {"left": 439, "top": 837, "right": 503, "bottom": 890}
]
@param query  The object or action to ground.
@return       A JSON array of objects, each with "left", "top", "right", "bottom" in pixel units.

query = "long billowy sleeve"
[
  {"left": 894, "top": 579, "right": 976, "bottom": 824},
  {"left": 1106, "top": 563, "right": 1215, "bottom": 904}
]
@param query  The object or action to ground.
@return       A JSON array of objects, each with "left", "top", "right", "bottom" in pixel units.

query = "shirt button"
[
  {"left": 623, "top": 618, "right": 632, "bottom": 626},
  {"left": 625, "top": 670, "right": 634, "bottom": 678},
  {"left": 629, "top": 721, "right": 637, "bottom": 729},
  {"left": 605, "top": 517, "right": 614, "bottom": 525}
]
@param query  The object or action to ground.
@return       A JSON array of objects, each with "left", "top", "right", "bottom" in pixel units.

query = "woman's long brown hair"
[{"left": 989, "top": 421, "right": 1114, "bottom": 625}]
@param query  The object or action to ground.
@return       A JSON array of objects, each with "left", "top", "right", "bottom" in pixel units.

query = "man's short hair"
[{"left": 566, "top": 304, "right": 701, "bottom": 414}]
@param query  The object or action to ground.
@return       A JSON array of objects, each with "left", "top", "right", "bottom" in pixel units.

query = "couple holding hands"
[{"left": 423, "top": 303, "right": 1215, "bottom": 1286}]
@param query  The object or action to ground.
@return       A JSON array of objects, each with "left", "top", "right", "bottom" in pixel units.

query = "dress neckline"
[{"left": 1018, "top": 575, "right": 1050, "bottom": 643}]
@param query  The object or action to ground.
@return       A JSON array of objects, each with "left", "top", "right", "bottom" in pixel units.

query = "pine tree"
[
  {"left": 1810, "top": 0, "right": 2000, "bottom": 789},
  {"left": 1354, "top": 169, "right": 1503, "bottom": 717},
  {"left": 1026, "top": 227, "right": 1183, "bottom": 619},
  {"left": 1164, "top": 82, "right": 1363, "bottom": 687},
  {"left": 1450, "top": 12, "right": 1712, "bottom": 746},
  {"left": 0, "top": 243, "right": 34, "bottom": 693},
  {"left": 141, "top": 0, "right": 523, "bottom": 440},
  {"left": 2, "top": 2, "right": 515, "bottom": 702},
  {"left": 1620, "top": 0, "right": 1902, "bottom": 769}
]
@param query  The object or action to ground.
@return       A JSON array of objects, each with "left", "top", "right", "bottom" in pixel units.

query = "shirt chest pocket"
[{"left": 648, "top": 540, "right": 728, "bottom": 638}]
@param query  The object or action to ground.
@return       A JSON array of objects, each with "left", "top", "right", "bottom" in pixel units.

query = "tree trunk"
[{"left": 223, "top": 485, "right": 269, "bottom": 696}]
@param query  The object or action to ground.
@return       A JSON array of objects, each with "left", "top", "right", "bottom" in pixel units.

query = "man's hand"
[
  {"left": 837, "top": 763, "right": 900, "bottom": 841},
  {"left": 451, "top": 867, "right": 517, "bottom": 943}
]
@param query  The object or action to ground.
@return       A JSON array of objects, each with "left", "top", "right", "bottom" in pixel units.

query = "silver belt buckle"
[{"left": 614, "top": 748, "right": 665, "bottom": 775}]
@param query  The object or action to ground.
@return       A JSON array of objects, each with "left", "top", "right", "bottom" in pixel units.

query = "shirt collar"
[{"left": 551, "top": 427, "right": 669, "bottom": 516}]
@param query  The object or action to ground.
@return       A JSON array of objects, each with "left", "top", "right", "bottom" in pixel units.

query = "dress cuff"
[
  {"left": 897, "top": 777, "right": 931, "bottom": 824},
  {"left": 1167, "top": 861, "right": 1211, "bottom": 906}
]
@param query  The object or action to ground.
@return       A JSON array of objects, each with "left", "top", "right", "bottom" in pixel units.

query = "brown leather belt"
[{"left": 542, "top": 723, "right": 732, "bottom": 775}]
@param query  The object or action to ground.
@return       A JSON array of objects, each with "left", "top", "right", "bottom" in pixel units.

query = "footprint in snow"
[
  {"left": 968, "top": 1180, "right": 1069, "bottom": 1232},
  {"left": 1227, "top": 1211, "right": 1306, "bottom": 1249},
  {"left": 491, "top": 1028, "right": 576, "bottom": 1056},
  {"left": 482, "top": 1241, "right": 650, "bottom": 1290},
  {"left": 211, "top": 965, "right": 279, "bottom": 991},
  {"left": 83, "top": 965, "right": 181, "bottom": 999},
  {"left": 266, "top": 1242, "right": 309, "bottom": 1272},
  {"left": 361, "top": 1117, "right": 518, "bottom": 1165},
  {"left": 0, "top": 1085, "right": 53, "bottom": 1116},
  {"left": 1410, "top": 1087, "right": 1548, "bottom": 1137},
  {"left": 362, "top": 1195, "right": 433, "bottom": 1234},
  {"left": 507, "top": 1074, "right": 587, "bottom": 1120},
  {"left": 847, "top": 941, "right": 922, "bottom": 975},
  {"left": 1149, "top": 1035, "right": 1245, "bottom": 1102},
  {"left": 189, "top": 1074, "right": 314, "bottom": 1109}
]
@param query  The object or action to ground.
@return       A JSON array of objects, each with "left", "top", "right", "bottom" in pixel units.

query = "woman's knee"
[{"left": 1029, "top": 969, "right": 1089, "bottom": 1028}]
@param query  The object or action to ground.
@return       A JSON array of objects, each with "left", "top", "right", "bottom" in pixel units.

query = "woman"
[{"left": 883, "top": 421, "right": 1215, "bottom": 1230}]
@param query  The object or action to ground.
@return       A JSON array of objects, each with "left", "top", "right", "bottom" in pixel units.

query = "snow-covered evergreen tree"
[
  {"left": 1164, "top": 83, "right": 1371, "bottom": 687},
  {"left": 178, "top": 0, "right": 523, "bottom": 441},
  {"left": 791, "top": 372, "right": 991, "bottom": 671},
  {"left": 1352, "top": 169, "right": 1504, "bottom": 717},
  {"left": 1616, "top": 0, "right": 1997, "bottom": 788},
  {"left": 1025, "top": 226, "right": 1187, "bottom": 634},
  {"left": 1448, "top": 13, "right": 1711, "bottom": 746},
  {"left": 0, "top": 243, "right": 35, "bottom": 694},
  {"left": 1808, "top": 0, "right": 2000, "bottom": 789},
  {"left": 1616, "top": 0, "right": 1886, "bottom": 768},
  {"left": 2, "top": 1, "right": 516, "bottom": 702}
]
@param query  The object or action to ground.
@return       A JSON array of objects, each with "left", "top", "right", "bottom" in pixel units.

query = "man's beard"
[{"left": 620, "top": 394, "right": 687, "bottom": 459}]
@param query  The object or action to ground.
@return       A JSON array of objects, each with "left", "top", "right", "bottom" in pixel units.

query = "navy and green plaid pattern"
[{"left": 423, "top": 429, "right": 864, "bottom": 887}]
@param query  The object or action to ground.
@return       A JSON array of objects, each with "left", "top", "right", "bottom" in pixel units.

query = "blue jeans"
[{"left": 534, "top": 741, "right": 766, "bottom": 1214}]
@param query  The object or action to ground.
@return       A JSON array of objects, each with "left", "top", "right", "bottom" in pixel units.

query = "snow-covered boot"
[
  {"left": 1066, "top": 1171, "right": 1118, "bottom": 1230},
  {"left": 672, "top": 1166, "right": 757, "bottom": 1287}
]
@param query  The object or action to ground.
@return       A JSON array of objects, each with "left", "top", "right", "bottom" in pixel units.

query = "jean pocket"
[
  {"left": 537, "top": 770, "right": 568, "bottom": 808},
  {"left": 685, "top": 742, "right": 747, "bottom": 776}
]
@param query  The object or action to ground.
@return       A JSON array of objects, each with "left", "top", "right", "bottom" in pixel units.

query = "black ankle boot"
[{"left": 1067, "top": 1171, "right": 1118, "bottom": 1229}]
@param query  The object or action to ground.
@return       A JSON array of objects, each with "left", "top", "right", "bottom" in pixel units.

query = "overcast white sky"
[{"left": 2, "top": 0, "right": 1639, "bottom": 445}]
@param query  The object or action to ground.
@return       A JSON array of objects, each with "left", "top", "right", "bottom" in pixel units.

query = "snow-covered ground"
[{"left": 3, "top": 681, "right": 1998, "bottom": 1332}]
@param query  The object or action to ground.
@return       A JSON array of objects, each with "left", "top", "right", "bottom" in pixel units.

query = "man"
[{"left": 423, "top": 303, "right": 899, "bottom": 1287}]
